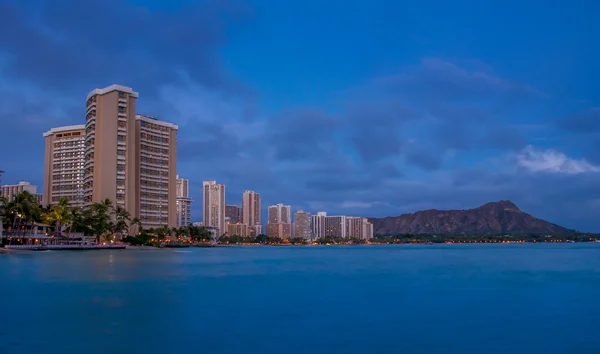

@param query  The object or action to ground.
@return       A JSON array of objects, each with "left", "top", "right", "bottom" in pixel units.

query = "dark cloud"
[
  {"left": 0, "top": 0, "right": 252, "bottom": 96},
  {"left": 267, "top": 109, "right": 340, "bottom": 161},
  {"left": 377, "top": 58, "right": 542, "bottom": 103},
  {"left": 557, "top": 107, "right": 600, "bottom": 133},
  {"left": 178, "top": 123, "right": 242, "bottom": 162},
  {"left": 405, "top": 146, "right": 443, "bottom": 171}
]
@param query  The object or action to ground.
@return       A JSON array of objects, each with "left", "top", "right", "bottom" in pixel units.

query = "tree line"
[{"left": 0, "top": 191, "right": 216, "bottom": 246}]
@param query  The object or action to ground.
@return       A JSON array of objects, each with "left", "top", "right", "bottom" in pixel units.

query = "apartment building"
[
  {"left": 203, "top": 181, "right": 226, "bottom": 236},
  {"left": 42, "top": 125, "right": 86, "bottom": 207},
  {"left": 293, "top": 210, "right": 311, "bottom": 240},
  {"left": 176, "top": 175, "right": 192, "bottom": 228}
]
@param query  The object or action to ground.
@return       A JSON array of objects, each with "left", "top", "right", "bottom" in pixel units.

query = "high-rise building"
[
  {"left": 203, "top": 181, "right": 225, "bottom": 236},
  {"left": 268, "top": 203, "right": 291, "bottom": 224},
  {"left": 1, "top": 181, "right": 39, "bottom": 202},
  {"left": 294, "top": 210, "right": 311, "bottom": 240},
  {"left": 311, "top": 212, "right": 327, "bottom": 239},
  {"left": 42, "top": 125, "right": 86, "bottom": 207},
  {"left": 267, "top": 203, "right": 292, "bottom": 239},
  {"left": 83, "top": 85, "right": 139, "bottom": 212},
  {"left": 346, "top": 217, "right": 374, "bottom": 239},
  {"left": 362, "top": 218, "right": 374, "bottom": 239},
  {"left": 346, "top": 217, "right": 363, "bottom": 238},
  {"left": 325, "top": 215, "right": 346, "bottom": 238},
  {"left": 44, "top": 85, "right": 178, "bottom": 229},
  {"left": 227, "top": 223, "right": 249, "bottom": 237},
  {"left": 176, "top": 175, "right": 192, "bottom": 228},
  {"left": 311, "top": 212, "right": 346, "bottom": 238},
  {"left": 242, "top": 190, "right": 261, "bottom": 229},
  {"left": 226, "top": 204, "right": 241, "bottom": 223},
  {"left": 136, "top": 114, "right": 178, "bottom": 229}
]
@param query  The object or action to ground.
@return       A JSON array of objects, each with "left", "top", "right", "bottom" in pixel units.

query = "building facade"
[
  {"left": 42, "top": 125, "right": 86, "bottom": 207},
  {"left": 176, "top": 175, "right": 192, "bottom": 228},
  {"left": 345, "top": 217, "right": 373, "bottom": 239},
  {"left": 311, "top": 212, "right": 347, "bottom": 238},
  {"left": 225, "top": 204, "right": 241, "bottom": 223},
  {"left": 203, "top": 181, "right": 225, "bottom": 236},
  {"left": 136, "top": 114, "right": 178, "bottom": 229},
  {"left": 1, "top": 181, "right": 39, "bottom": 202},
  {"left": 242, "top": 190, "right": 261, "bottom": 231},
  {"left": 266, "top": 223, "right": 292, "bottom": 239},
  {"left": 267, "top": 203, "right": 292, "bottom": 238},
  {"left": 346, "top": 217, "right": 363, "bottom": 238},
  {"left": 83, "top": 85, "right": 139, "bottom": 212},
  {"left": 268, "top": 203, "right": 291, "bottom": 224},
  {"left": 227, "top": 223, "right": 249, "bottom": 237},
  {"left": 311, "top": 212, "right": 327, "bottom": 238},
  {"left": 251, "top": 224, "right": 262, "bottom": 235},
  {"left": 362, "top": 218, "right": 374, "bottom": 240},
  {"left": 293, "top": 210, "right": 311, "bottom": 240}
]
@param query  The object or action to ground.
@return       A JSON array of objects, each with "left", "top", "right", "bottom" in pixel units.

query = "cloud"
[
  {"left": 0, "top": 0, "right": 252, "bottom": 95},
  {"left": 557, "top": 107, "right": 600, "bottom": 133},
  {"left": 516, "top": 145, "right": 600, "bottom": 174}
]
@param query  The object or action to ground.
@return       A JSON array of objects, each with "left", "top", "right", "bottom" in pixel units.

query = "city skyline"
[{"left": 1, "top": 1, "right": 599, "bottom": 232}]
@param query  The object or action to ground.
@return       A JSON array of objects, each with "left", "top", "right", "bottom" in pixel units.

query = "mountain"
[{"left": 368, "top": 200, "right": 577, "bottom": 235}]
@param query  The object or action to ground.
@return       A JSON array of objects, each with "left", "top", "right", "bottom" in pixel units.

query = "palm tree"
[
  {"left": 43, "top": 197, "right": 73, "bottom": 238},
  {"left": 8, "top": 191, "right": 40, "bottom": 236},
  {"left": 82, "top": 199, "right": 112, "bottom": 244},
  {"left": 130, "top": 217, "right": 142, "bottom": 236},
  {"left": 112, "top": 206, "right": 131, "bottom": 239},
  {"left": 0, "top": 195, "right": 9, "bottom": 239}
]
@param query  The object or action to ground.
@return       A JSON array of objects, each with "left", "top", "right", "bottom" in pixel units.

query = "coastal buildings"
[
  {"left": 83, "top": 85, "right": 139, "bottom": 211},
  {"left": 362, "top": 219, "right": 374, "bottom": 239},
  {"left": 43, "top": 84, "right": 179, "bottom": 228},
  {"left": 325, "top": 215, "right": 347, "bottom": 238},
  {"left": 242, "top": 190, "right": 261, "bottom": 234},
  {"left": 268, "top": 203, "right": 291, "bottom": 224},
  {"left": 176, "top": 175, "right": 192, "bottom": 227},
  {"left": 267, "top": 203, "right": 292, "bottom": 238},
  {"left": 311, "top": 212, "right": 327, "bottom": 238},
  {"left": 42, "top": 125, "right": 86, "bottom": 207},
  {"left": 1, "top": 181, "right": 41, "bottom": 203},
  {"left": 346, "top": 217, "right": 363, "bottom": 238},
  {"left": 266, "top": 223, "right": 292, "bottom": 239},
  {"left": 227, "top": 223, "right": 249, "bottom": 237},
  {"left": 311, "top": 212, "right": 349, "bottom": 238},
  {"left": 226, "top": 204, "right": 241, "bottom": 223},
  {"left": 294, "top": 210, "right": 311, "bottom": 240},
  {"left": 136, "top": 114, "right": 178, "bottom": 229},
  {"left": 202, "top": 181, "right": 226, "bottom": 236},
  {"left": 346, "top": 217, "right": 374, "bottom": 239}
]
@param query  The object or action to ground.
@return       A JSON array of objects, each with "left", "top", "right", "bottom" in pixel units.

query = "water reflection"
[{"left": 1, "top": 245, "right": 600, "bottom": 354}]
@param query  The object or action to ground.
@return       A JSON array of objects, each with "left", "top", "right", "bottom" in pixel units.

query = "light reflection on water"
[{"left": 1, "top": 244, "right": 600, "bottom": 354}]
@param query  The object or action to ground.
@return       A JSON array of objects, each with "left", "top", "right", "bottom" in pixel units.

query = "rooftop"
[{"left": 86, "top": 84, "right": 139, "bottom": 101}]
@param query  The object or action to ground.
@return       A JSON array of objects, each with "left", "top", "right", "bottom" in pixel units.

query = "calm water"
[{"left": 1, "top": 244, "right": 600, "bottom": 354}]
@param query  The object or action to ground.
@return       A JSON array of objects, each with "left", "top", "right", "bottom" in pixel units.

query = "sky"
[{"left": 1, "top": 0, "right": 599, "bottom": 231}]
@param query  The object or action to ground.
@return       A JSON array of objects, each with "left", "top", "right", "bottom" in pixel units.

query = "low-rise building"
[{"left": 227, "top": 223, "right": 249, "bottom": 237}]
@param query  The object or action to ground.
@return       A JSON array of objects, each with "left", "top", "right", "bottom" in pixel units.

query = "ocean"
[{"left": 1, "top": 244, "right": 599, "bottom": 354}]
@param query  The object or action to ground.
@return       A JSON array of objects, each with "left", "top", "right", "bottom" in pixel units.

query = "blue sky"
[{"left": 1, "top": 0, "right": 599, "bottom": 231}]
